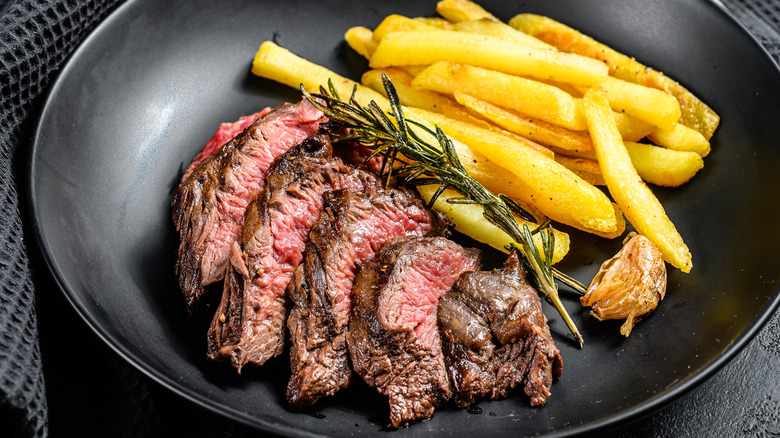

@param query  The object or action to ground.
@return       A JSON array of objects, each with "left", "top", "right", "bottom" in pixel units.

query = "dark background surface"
[{"left": 6, "top": 0, "right": 780, "bottom": 436}]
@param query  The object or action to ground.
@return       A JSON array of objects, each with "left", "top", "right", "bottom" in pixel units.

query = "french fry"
[
  {"left": 417, "top": 185, "right": 570, "bottom": 263},
  {"left": 648, "top": 123, "right": 711, "bottom": 157},
  {"left": 454, "top": 91, "right": 593, "bottom": 152},
  {"left": 372, "top": 14, "right": 441, "bottom": 42},
  {"left": 370, "top": 30, "right": 609, "bottom": 86},
  {"left": 344, "top": 26, "right": 377, "bottom": 59},
  {"left": 596, "top": 76, "right": 682, "bottom": 132},
  {"left": 452, "top": 18, "right": 555, "bottom": 50},
  {"left": 361, "top": 68, "right": 455, "bottom": 113},
  {"left": 436, "top": 0, "right": 495, "bottom": 22},
  {"left": 419, "top": 109, "right": 618, "bottom": 234},
  {"left": 509, "top": 13, "right": 720, "bottom": 139},
  {"left": 624, "top": 141, "right": 704, "bottom": 187},
  {"left": 252, "top": 41, "right": 385, "bottom": 103},
  {"left": 414, "top": 62, "right": 587, "bottom": 130},
  {"left": 583, "top": 87, "right": 691, "bottom": 272}
]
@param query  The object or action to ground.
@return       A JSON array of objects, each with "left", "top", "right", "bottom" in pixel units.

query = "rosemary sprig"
[{"left": 302, "top": 75, "right": 585, "bottom": 347}]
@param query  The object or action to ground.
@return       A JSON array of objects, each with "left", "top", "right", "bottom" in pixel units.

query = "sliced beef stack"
[
  {"left": 207, "top": 132, "right": 381, "bottom": 371},
  {"left": 438, "top": 251, "right": 563, "bottom": 408},
  {"left": 172, "top": 100, "right": 325, "bottom": 312},
  {"left": 348, "top": 236, "right": 482, "bottom": 427},
  {"left": 286, "top": 188, "right": 449, "bottom": 408}
]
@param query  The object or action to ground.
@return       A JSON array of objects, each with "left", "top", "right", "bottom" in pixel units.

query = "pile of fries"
[{"left": 250, "top": 0, "right": 719, "bottom": 273}]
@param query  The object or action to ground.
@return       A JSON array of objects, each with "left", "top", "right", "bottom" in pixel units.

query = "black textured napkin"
[{"left": 0, "top": 1, "right": 779, "bottom": 437}]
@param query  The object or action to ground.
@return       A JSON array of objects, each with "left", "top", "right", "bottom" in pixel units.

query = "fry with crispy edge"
[
  {"left": 648, "top": 123, "right": 711, "bottom": 157},
  {"left": 370, "top": 30, "right": 609, "bottom": 87},
  {"left": 252, "top": 41, "right": 617, "bottom": 236},
  {"left": 344, "top": 26, "right": 377, "bottom": 60},
  {"left": 583, "top": 87, "right": 692, "bottom": 272},
  {"left": 509, "top": 13, "right": 720, "bottom": 139}
]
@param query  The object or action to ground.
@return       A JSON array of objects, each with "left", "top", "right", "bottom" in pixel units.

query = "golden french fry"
[
  {"left": 624, "top": 141, "right": 704, "bottom": 187},
  {"left": 648, "top": 123, "right": 711, "bottom": 157},
  {"left": 372, "top": 14, "right": 441, "bottom": 42},
  {"left": 344, "top": 26, "right": 377, "bottom": 60},
  {"left": 252, "top": 41, "right": 386, "bottom": 104},
  {"left": 509, "top": 13, "right": 719, "bottom": 139},
  {"left": 452, "top": 18, "right": 555, "bottom": 50},
  {"left": 583, "top": 86, "right": 691, "bottom": 272},
  {"left": 597, "top": 76, "right": 682, "bottom": 132},
  {"left": 414, "top": 62, "right": 587, "bottom": 130},
  {"left": 419, "top": 109, "right": 617, "bottom": 234},
  {"left": 454, "top": 91, "right": 593, "bottom": 152},
  {"left": 436, "top": 0, "right": 495, "bottom": 22},
  {"left": 417, "top": 185, "right": 570, "bottom": 263},
  {"left": 361, "top": 68, "right": 455, "bottom": 113},
  {"left": 370, "top": 30, "right": 609, "bottom": 86}
]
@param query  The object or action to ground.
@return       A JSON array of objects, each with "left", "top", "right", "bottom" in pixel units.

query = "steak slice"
[
  {"left": 207, "top": 132, "right": 381, "bottom": 371},
  {"left": 286, "top": 188, "right": 449, "bottom": 408},
  {"left": 438, "top": 250, "right": 563, "bottom": 408},
  {"left": 172, "top": 99, "right": 325, "bottom": 312},
  {"left": 348, "top": 236, "right": 481, "bottom": 427}
]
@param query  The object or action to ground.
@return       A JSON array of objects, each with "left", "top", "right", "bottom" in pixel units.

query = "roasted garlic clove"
[{"left": 580, "top": 232, "right": 667, "bottom": 336}]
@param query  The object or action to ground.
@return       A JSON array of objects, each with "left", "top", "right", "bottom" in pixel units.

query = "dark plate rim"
[{"left": 25, "top": 0, "right": 780, "bottom": 436}]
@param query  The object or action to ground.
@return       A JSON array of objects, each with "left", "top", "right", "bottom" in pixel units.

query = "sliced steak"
[
  {"left": 438, "top": 250, "right": 563, "bottom": 408},
  {"left": 348, "top": 236, "right": 481, "bottom": 427},
  {"left": 207, "top": 132, "right": 381, "bottom": 371},
  {"left": 172, "top": 99, "right": 325, "bottom": 312},
  {"left": 286, "top": 189, "right": 449, "bottom": 408}
]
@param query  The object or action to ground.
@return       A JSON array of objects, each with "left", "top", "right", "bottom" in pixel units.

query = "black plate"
[{"left": 28, "top": 0, "right": 780, "bottom": 436}]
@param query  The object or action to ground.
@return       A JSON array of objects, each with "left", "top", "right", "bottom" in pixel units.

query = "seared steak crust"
[
  {"left": 348, "top": 237, "right": 481, "bottom": 427},
  {"left": 286, "top": 189, "right": 449, "bottom": 408},
  {"left": 438, "top": 251, "right": 563, "bottom": 408},
  {"left": 172, "top": 100, "right": 325, "bottom": 312},
  {"left": 207, "top": 132, "right": 381, "bottom": 371}
]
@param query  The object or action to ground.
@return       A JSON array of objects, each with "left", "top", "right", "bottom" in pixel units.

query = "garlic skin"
[{"left": 580, "top": 232, "right": 667, "bottom": 336}]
